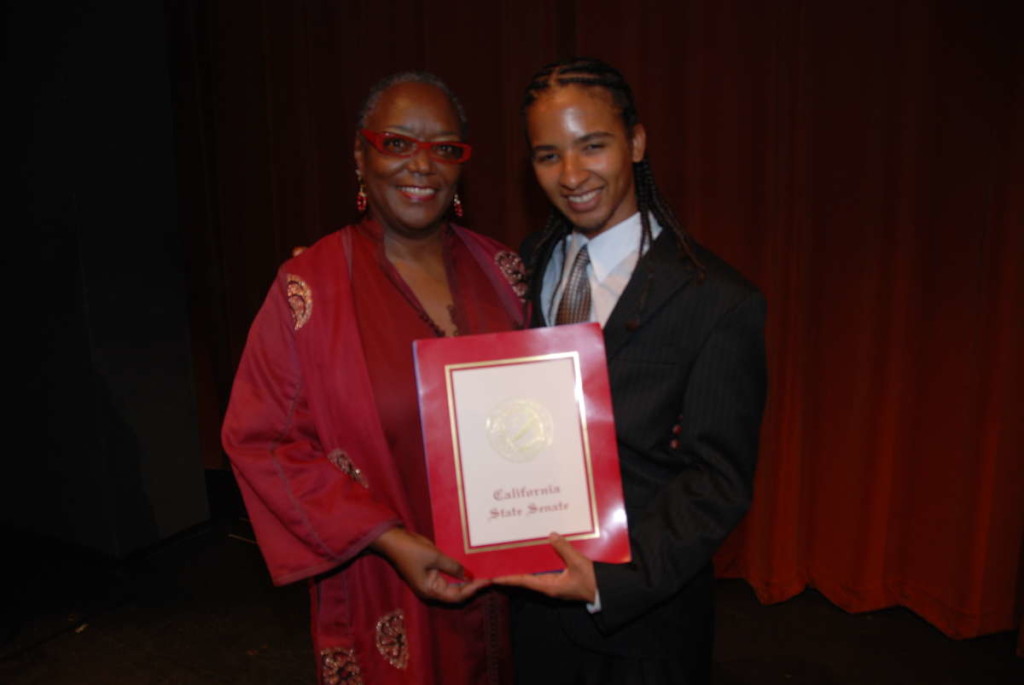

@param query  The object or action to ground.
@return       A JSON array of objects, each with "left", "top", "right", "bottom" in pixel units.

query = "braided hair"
[{"left": 522, "top": 57, "right": 704, "bottom": 292}]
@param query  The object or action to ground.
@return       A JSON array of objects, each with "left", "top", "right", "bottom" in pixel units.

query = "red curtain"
[
  {"left": 166, "top": 0, "right": 1023, "bottom": 640},
  {"left": 674, "top": 1, "right": 1024, "bottom": 641}
]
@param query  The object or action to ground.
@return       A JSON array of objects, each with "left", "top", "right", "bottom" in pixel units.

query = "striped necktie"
[{"left": 555, "top": 246, "right": 592, "bottom": 325}]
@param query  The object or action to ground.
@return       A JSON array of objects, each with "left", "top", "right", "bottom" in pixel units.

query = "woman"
[{"left": 222, "top": 72, "right": 526, "bottom": 684}]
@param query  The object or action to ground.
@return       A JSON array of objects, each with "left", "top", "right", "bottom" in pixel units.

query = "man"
[{"left": 495, "top": 58, "right": 767, "bottom": 684}]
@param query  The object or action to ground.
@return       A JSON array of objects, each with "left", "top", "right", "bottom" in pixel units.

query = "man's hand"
[
  {"left": 492, "top": 533, "right": 597, "bottom": 603},
  {"left": 371, "top": 527, "right": 489, "bottom": 603}
]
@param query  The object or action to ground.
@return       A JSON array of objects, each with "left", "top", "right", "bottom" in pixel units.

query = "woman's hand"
[
  {"left": 371, "top": 527, "right": 490, "bottom": 603},
  {"left": 492, "top": 533, "right": 597, "bottom": 603}
]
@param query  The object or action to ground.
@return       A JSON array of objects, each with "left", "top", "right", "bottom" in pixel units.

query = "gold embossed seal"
[{"left": 485, "top": 399, "right": 554, "bottom": 463}]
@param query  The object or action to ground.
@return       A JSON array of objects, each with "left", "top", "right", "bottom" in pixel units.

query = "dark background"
[{"left": 7, "top": 0, "right": 1022, "bottom": 648}]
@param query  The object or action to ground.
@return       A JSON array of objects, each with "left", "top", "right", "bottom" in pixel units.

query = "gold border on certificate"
[{"left": 444, "top": 352, "right": 601, "bottom": 555}]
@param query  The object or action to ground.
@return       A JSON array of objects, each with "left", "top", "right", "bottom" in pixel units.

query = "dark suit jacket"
[{"left": 519, "top": 227, "right": 767, "bottom": 662}]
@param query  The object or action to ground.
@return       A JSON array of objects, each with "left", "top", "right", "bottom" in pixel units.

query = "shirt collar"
[{"left": 569, "top": 212, "right": 661, "bottom": 283}]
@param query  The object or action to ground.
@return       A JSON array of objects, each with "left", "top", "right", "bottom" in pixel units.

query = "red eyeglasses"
[{"left": 360, "top": 129, "right": 473, "bottom": 164}]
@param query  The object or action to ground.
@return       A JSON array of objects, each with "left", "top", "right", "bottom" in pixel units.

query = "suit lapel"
[{"left": 603, "top": 230, "right": 695, "bottom": 359}]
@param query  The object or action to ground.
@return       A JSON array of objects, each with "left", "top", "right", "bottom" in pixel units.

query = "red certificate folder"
[{"left": 414, "top": 322, "right": 630, "bottom": 578}]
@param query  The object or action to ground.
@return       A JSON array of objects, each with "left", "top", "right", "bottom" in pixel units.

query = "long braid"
[
  {"left": 635, "top": 159, "right": 705, "bottom": 281},
  {"left": 521, "top": 57, "right": 705, "bottom": 293}
]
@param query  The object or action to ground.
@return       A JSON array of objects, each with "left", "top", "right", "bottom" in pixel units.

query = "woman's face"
[{"left": 355, "top": 81, "right": 464, "bottom": 239}]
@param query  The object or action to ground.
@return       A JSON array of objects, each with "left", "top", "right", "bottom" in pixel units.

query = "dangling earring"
[
  {"left": 453, "top": 192, "right": 463, "bottom": 218},
  {"left": 355, "top": 172, "right": 367, "bottom": 213}
]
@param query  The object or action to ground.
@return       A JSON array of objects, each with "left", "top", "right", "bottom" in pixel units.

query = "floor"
[{"left": 2, "top": 489, "right": 1021, "bottom": 684}]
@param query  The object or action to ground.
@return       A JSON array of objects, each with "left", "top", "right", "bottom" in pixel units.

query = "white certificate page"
[{"left": 448, "top": 355, "right": 597, "bottom": 550}]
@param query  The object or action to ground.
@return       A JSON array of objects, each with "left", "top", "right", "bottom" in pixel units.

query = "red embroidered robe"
[{"left": 223, "top": 221, "right": 527, "bottom": 684}]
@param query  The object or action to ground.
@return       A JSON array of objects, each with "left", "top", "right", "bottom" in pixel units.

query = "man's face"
[{"left": 527, "top": 85, "right": 646, "bottom": 237}]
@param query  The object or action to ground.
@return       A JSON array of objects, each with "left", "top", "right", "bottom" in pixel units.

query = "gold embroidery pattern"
[
  {"left": 286, "top": 274, "right": 313, "bottom": 330},
  {"left": 495, "top": 251, "right": 528, "bottom": 300},
  {"left": 375, "top": 610, "right": 408, "bottom": 670},
  {"left": 320, "top": 647, "right": 363, "bottom": 685},
  {"left": 327, "top": 449, "right": 368, "bottom": 488}
]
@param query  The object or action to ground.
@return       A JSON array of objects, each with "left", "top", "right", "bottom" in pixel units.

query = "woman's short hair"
[{"left": 357, "top": 71, "right": 468, "bottom": 137}]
